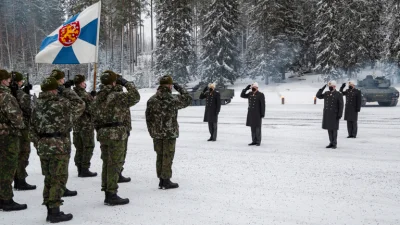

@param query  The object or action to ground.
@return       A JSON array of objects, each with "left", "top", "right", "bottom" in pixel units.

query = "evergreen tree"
[
  {"left": 200, "top": 0, "right": 240, "bottom": 84},
  {"left": 155, "top": 0, "right": 195, "bottom": 84},
  {"left": 383, "top": 0, "right": 400, "bottom": 80}
]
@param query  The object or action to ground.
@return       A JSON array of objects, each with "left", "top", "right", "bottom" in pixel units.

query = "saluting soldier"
[
  {"left": 240, "top": 83, "right": 265, "bottom": 146},
  {"left": 340, "top": 81, "right": 362, "bottom": 138},
  {"left": 199, "top": 83, "right": 221, "bottom": 141},
  {"left": 316, "top": 80, "right": 344, "bottom": 149}
]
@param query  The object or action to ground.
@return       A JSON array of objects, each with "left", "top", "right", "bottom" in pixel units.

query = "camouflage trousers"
[
  {"left": 0, "top": 135, "right": 20, "bottom": 200},
  {"left": 40, "top": 154, "right": 69, "bottom": 208},
  {"left": 14, "top": 129, "right": 31, "bottom": 180},
  {"left": 100, "top": 140, "right": 125, "bottom": 194},
  {"left": 153, "top": 139, "right": 176, "bottom": 179},
  {"left": 73, "top": 129, "right": 95, "bottom": 169},
  {"left": 121, "top": 137, "right": 128, "bottom": 174}
]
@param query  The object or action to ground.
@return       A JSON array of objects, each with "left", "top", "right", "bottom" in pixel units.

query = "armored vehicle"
[
  {"left": 357, "top": 75, "right": 399, "bottom": 106},
  {"left": 188, "top": 82, "right": 235, "bottom": 106}
]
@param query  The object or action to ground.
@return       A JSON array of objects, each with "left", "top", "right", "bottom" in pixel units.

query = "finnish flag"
[{"left": 35, "top": 2, "right": 101, "bottom": 64}]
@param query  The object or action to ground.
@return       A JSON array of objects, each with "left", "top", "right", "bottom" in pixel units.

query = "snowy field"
[{"left": 2, "top": 75, "right": 400, "bottom": 225}]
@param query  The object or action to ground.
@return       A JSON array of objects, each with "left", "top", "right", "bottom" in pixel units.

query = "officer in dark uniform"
[
  {"left": 199, "top": 83, "right": 221, "bottom": 141},
  {"left": 241, "top": 83, "right": 265, "bottom": 146},
  {"left": 316, "top": 80, "right": 344, "bottom": 149},
  {"left": 339, "top": 81, "right": 361, "bottom": 138}
]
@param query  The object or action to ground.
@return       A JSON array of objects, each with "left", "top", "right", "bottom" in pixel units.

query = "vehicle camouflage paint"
[
  {"left": 357, "top": 75, "right": 399, "bottom": 107},
  {"left": 188, "top": 82, "right": 235, "bottom": 106}
]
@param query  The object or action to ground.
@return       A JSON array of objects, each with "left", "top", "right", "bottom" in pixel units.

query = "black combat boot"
[
  {"left": 104, "top": 192, "right": 129, "bottom": 206},
  {"left": 118, "top": 173, "right": 131, "bottom": 183},
  {"left": 14, "top": 178, "right": 37, "bottom": 190},
  {"left": 78, "top": 168, "right": 97, "bottom": 177},
  {"left": 62, "top": 188, "right": 77, "bottom": 197},
  {"left": 77, "top": 166, "right": 81, "bottom": 176},
  {"left": 47, "top": 207, "right": 73, "bottom": 223},
  {"left": 161, "top": 179, "right": 179, "bottom": 190},
  {"left": 2, "top": 199, "right": 27, "bottom": 211},
  {"left": 158, "top": 179, "right": 162, "bottom": 189}
]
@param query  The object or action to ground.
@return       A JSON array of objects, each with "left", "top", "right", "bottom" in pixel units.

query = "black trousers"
[
  {"left": 251, "top": 126, "right": 262, "bottom": 144},
  {"left": 347, "top": 121, "right": 358, "bottom": 137},
  {"left": 328, "top": 130, "right": 338, "bottom": 146},
  {"left": 208, "top": 122, "right": 218, "bottom": 141}
]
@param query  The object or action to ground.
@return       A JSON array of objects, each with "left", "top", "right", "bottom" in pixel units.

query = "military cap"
[
  {"left": 159, "top": 75, "right": 173, "bottom": 85},
  {"left": 0, "top": 69, "right": 11, "bottom": 81},
  {"left": 41, "top": 77, "right": 59, "bottom": 91},
  {"left": 101, "top": 70, "right": 117, "bottom": 85},
  {"left": 328, "top": 80, "right": 337, "bottom": 86},
  {"left": 74, "top": 74, "right": 86, "bottom": 85},
  {"left": 51, "top": 69, "right": 65, "bottom": 80},
  {"left": 12, "top": 71, "right": 24, "bottom": 82}
]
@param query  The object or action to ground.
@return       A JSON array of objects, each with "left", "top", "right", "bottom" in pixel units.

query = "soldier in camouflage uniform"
[
  {"left": 145, "top": 75, "right": 192, "bottom": 189},
  {"left": 11, "top": 72, "right": 36, "bottom": 190},
  {"left": 0, "top": 69, "right": 27, "bottom": 211},
  {"left": 114, "top": 81, "right": 132, "bottom": 183},
  {"left": 91, "top": 70, "right": 140, "bottom": 206},
  {"left": 50, "top": 69, "right": 79, "bottom": 197},
  {"left": 31, "top": 77, "right": 85, "bottom": 223},
  {"left": 72, "top": 75, "right": 97, "bottom": 177}
]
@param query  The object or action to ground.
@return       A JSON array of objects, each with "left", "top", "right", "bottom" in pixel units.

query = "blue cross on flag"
[{"left": 35, "top": 2, "right": 101, "bottom": 64}]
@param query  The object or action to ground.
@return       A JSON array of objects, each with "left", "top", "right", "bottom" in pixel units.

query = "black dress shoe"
[
  {"left": 207, "top": 138, "right": 212, "bottom": 141},
  {"left": 326, "top": 144, "right": 333, "bottom": 148},
  {"left": 347, "top": 136, "right": 353, "bottom": 138},
  {"left": 331, "top": 145, "right": 337, "bottom": 149},
  {"left": 248, "top": 143, "right": 256, "bottom": 146}
]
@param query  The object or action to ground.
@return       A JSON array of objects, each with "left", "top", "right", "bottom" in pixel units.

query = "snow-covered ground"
[{"left": 2, "top": 75, "right": 400, "bottom": 225}]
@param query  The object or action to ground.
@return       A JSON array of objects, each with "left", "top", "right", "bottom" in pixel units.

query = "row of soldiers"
[{"left": 0, "top": 69, "right": 192, "bottom": 223}]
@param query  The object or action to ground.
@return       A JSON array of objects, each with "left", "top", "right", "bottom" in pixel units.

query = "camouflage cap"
[
  {"left": 101, "top": 70, "right": 117, "bottom": 85},
  {"left": 51, "top": 69, "right": 65, "bottom": 80},
  {"left": 159, "top": 75, "right": 173, "bottom": 85},
  {"left": 0, "top": 69, "right": 11, "bottom": 81},
  {"left": 12, "top": 71, "right": 24, "bottom": 82},
  {"left": 41, "top": 77, "right": 59, "bottom": 92},
  {"left": 74, "top": 74, "right": 86, "bottom": 85}
]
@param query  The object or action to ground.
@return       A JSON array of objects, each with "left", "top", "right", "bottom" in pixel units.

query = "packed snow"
[{"left": 1, "top": 74, "right": 399, "bottom": 225}]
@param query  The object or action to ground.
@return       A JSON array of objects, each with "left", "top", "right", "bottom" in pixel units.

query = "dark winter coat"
[
  {"left": 339, "top": 87, "right": 361, "bottom": 122},
  {"left": 241, "top": 89, "right": 265, "bottom": 127},
  {"left": 316, "top": 89, "right": 344, "bottom": 130},
  {"left": 199, "top": 90, "right": 221, "bottom": 123}
]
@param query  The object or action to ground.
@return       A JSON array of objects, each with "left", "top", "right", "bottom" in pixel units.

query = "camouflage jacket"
[
  {"left": 31, "top": 91, "right": 85, "bottom": 156},
  {"left": 91, "top": 82, "right": 140, "bottom": 141},
  {"left": 145, "top": 86, "right": 192, "bottom": 139},
  {"left": 114, "top": 84, "right": 132, "bottom": 131},
  {"left": 0, "top": 85, "right": 25, "bottom": 136},
  {"left": 73, "top": 86, "right": 94, "bottom": 131},
  {"left": 16, "top": 88, "right": 31, "bottom": 129}
]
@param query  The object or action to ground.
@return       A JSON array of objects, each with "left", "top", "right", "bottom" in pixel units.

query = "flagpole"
[{"left": 93, "top": 1, "right": 102, "bottom": 91}]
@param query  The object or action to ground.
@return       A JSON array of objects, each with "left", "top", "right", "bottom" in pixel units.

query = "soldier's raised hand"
[
  {"left": 173, "top": 82, "right": 182, "bottom": 91},
  {"left": 341, "top": 83, "right": 346, "bottom": 88},
  {"left": 203, "top": 86, "right": 208, "bottom": 93},
  {"left": 245, "top": 84, "right": 251, "bottom": 90},
  {"left": 64, "top": 80, "right": 74, "bottom": 88},
  {"left": 321, "top": 84, "right": 327, "bottom": 90},
  {"left": 117, "top": 76, "right": 128, "bottom": 86}
]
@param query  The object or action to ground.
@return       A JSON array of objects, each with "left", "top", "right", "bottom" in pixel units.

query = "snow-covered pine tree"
[
  {"left": 200, "top": 0, "right": 240, "bottom": 84},
  {"left": 155, "top": 0, "right": 195, "bottom": 84},
  {"left": 383, "top": 0, "right": 400, "bottom": 81},
  {"left": 246, "top": 0, "right": 301, "bottom": 84},
  {"left": 314, "top": 0, "right": 345, "bottom": 80}
]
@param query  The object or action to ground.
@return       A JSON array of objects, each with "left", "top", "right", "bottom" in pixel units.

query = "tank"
[
  {"left": 188, "top": 81, "right": 235, "bottom": 106},
  {"left": 357, "top": 75, "right": 399, "bottom": 106}
]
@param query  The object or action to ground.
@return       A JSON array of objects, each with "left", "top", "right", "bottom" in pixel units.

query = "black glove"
[
  {"left": 173, "top": 83, "right": 182, "bottom": 91},
  {"left": 245, "top": 85, "right": 251, "bottom": 90},
  {"left": 90, "top": 91, "right": 97, "bottom": 97},
  {"left": 341, "top": 83, "right": 346, "bottom": 88},
  {"left": 64, "top": 80, "right": 74, "bottom": 89},
  {"left": 117, "top": 76, "right": 128, "bottom": 86},
  {"left": 57, "top": 86, "right": 63, "bottom": 95},
  {"left": 321, "top": 84, "right": 326, "bottom": 90},
  {"left": 203, "top": 87, "right": 208, "bottom": 93}
]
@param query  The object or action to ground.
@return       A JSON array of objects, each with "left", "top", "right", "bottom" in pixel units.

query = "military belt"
[
  {"left": 96, "top": 122, "right": 123, "bottom": 130},
  {"left": 39, "top": 132, "right": 67, "bottom": 138}
]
